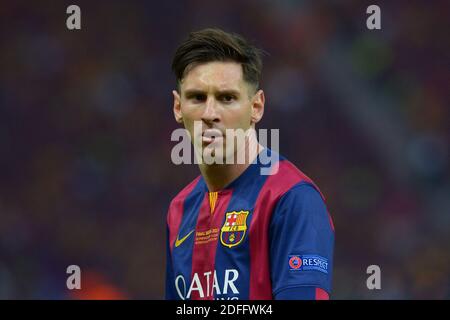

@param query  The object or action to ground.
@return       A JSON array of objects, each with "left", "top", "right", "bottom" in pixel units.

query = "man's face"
[{"left": 173, "top": 61, "right": 264, "bottom": 163}]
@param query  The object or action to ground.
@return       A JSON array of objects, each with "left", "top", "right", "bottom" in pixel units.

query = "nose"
[{"left": 201, "top": 96, "right": 220, "bottom": 124}]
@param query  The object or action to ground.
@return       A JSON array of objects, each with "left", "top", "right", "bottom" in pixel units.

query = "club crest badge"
[{"left": 220, "top": 210, "right": 249, "bottom": 248}]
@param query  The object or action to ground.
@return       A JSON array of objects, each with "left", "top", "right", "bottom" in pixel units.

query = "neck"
[{"left": 198, "top": 135, "right": 263, "bottom": 192}]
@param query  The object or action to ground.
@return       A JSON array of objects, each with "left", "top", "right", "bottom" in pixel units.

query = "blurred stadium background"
[{"left": 0, "top": 0, "right": 448, "bottom": 299}]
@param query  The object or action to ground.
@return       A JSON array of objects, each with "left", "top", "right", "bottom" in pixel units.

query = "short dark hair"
[{"left": 172, "top": 28, "right": 264, "bottom": 92}]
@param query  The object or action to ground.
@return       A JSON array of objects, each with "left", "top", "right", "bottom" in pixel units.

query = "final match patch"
[{"left": 288, "top": 255, "right": 329, "bottom": 274}]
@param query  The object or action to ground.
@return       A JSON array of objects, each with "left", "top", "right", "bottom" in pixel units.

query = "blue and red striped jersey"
[{"left": 165, "top": 149, "right": 335, "bottom": 300}]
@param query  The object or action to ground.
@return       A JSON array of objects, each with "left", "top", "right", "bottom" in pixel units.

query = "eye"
[
  {"left": 219, "top": 94, "right": 236, "bottom": 103},
  {"left": 188, "top": 94, "right": 206, "bottom": 102}
]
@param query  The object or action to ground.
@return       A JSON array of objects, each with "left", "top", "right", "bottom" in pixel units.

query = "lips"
[{"left": 202, "top": 128, "right": 224, "bottom": 144}]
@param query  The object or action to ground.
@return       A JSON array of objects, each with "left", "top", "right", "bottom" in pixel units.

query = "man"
[{"left": 165, "top": 28, "right": 334, "bottom": 300}]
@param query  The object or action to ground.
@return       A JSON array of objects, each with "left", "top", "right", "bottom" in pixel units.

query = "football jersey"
[{"left": 165, "top": 149, "right": 334, "bottom": 300}]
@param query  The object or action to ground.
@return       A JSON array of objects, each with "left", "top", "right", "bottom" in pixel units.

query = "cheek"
[
  {"left": 227, "top": 106, "right": 252, "bottom": 128},
  {"left": 180, "top": 105, "right": 198, "bottom": 125}
]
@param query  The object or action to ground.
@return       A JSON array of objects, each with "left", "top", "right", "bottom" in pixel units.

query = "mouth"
[{"left": 201, "top": 128, "right": 224, "bottom": 145}]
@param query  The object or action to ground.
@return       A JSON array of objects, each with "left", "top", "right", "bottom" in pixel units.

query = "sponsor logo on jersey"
[
  {"left": 220, "top": 210, "right": 249, "bottom": 248},
  {"left": 175, "top": 269, "right": 240, "bottom": 300},
  {"left": 288, "top": 254, "right": 328, "bottom": 273}
]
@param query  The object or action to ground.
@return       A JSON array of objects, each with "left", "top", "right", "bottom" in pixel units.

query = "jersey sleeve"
[
  {"left": 269, "top": 182, "right": 334, "bottom": 299},
  {"left": 165, "top": 224, "right": 177, "bottom": 300}
]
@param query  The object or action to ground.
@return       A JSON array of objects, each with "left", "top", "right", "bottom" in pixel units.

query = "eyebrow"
[{"left": 183, "top": 89, "right": 241, "bottom": 97}]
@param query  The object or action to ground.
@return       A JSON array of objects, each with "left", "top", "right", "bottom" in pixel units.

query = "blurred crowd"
[{"left": 0, "top": 0, "right": 448, "bottom": 299}]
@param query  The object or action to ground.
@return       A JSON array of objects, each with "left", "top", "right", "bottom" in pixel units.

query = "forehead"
[{"left": 181, "top": 61, "right": 245, "bottom": 92}]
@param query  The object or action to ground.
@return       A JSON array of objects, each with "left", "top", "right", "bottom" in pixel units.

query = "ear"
[
  {"left": 172, "top": 90, "right": 183, "bottom": 124},
  {"left": 250, "top": 89, "right": 265, "bottom": 124}
]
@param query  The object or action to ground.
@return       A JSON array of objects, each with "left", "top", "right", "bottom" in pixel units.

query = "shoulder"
[
  {"left": 261, "top": 155, "right": 325, "bottom": 202},
  {"left": 270, "top": 175, "right": 335, "bottom": 233},
  {"left": 276, "top": 182, "right": 325, "bottom": 212}
]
